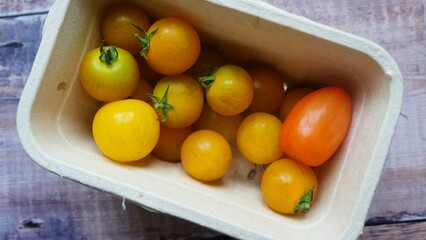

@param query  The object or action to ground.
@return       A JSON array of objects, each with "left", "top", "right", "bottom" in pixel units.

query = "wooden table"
[{"left": 1, "top": 0, "right": 425, "bottom": 239}]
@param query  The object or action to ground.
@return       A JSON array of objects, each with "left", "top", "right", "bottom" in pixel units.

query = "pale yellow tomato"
[{"left": 92, "top": 99, "right": 160, "bottom": 162}]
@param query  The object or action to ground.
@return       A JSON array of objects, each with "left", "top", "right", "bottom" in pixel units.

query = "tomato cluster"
[{"left": 79, "top": 3, "right": 352, "bottom": 216}]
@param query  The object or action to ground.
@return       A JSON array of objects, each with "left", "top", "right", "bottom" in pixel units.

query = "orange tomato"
[
  {"left": 141, "top": 17, "right": 201, "bottom": 75},
  {"left": 130, "top": 78, "right": 153, "bottom": 102},
  {"left": 194, "top": 103, "right": 244, "bottom": 142},
  {"left": 152, "top": 125, "right": 194, "bottom": 162},
  {"left": 101, "top": 3, "right": 150, "bottom": 55},
  {"left": 245, "top": 66, "right": 285, "bottom": 114},
  {"left": 261, "top": 158, "right": 318, "bottom": 214},
  {"left": 181, "top": 130, "right": 232, "bottom": 182},
  {"left": 186, "top": 46, "right": 226, "bottom": 79},
  {"left": 279, "top": 86, "right": 352, "bottom": 166},
  {"left": 204, "top": 64, "right": 254, "bottom": 116}
]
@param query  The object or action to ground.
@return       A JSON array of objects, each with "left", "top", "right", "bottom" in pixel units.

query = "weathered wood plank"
[
  {"left": 0, "top": 0, "right": 55, "bottom": 17},
  {"left": 360, "top": 221, "right": 426, "bottom": 240}
]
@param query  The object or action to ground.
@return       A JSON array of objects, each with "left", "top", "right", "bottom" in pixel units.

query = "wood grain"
[{"left": 1, "top": 0, "right": 425, "bottom": 239}]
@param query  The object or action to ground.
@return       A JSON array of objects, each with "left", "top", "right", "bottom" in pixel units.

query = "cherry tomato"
[
  {"left": 279, "top": 86, "right": 352, "bottom": 166},
  {"left": 186, "top": 46, "right": 226, "bottom": 79},
  {"left": 245, "top": 66, "right": 285, "bottom": 114},
  {"left": 152, "top": 125, "right": 194, "bottom": 162},
  {"left": 261, "top": 158, "right": 318, "bottom": 214},
  {"left": 194, "top": 103, "right": 244, "bottom": 142},
  {"left": 181, "top": 130, "right": 232, "bottom": 181},
  {"left": 79, "top": 45, "right": 139, "bottom": 102},
  {"left": 130, "top": 78, "right": 153, "bottom": 102},
  {"left": 137, "top": 17, "right": 201, "bottom": 75},
  {"left": 203, "top": 64, "right": 254, "bottom": 116},
  {"left": 101, "top": 3, "right": 151, "bottom": 55},
  {"left": 279, "top": 88, "right": 313, "bottom": 121},
  {"left": 237, "top": 112, "right": 282, "bottom": 164},
  {"left": 151, "top": 74, "right": 204, "bottom": 129},
  {"left": 92, "top": 99, "right": 160, "bottom": 162}
]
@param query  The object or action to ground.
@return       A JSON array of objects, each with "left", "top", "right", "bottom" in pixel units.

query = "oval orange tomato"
[
  {"left": 261, "top": 158, "right": 318, "bottom": 214},
  {"left": 279, "top": 86, "right": 352, "bottom": 166}
]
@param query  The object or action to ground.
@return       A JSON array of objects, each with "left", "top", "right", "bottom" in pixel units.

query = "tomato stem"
[
  {"left": 147, "top": 82, "right": 174, "bottom": 122},
  {"left": 132, "top": 23, "right": 158, "bottom": 59},
  {"left": 99, "top": 41, "right": 118, "bottom": 65},
  {"left": 198, "top": 66, "right": 218, "bottom": 90},
  {"left": 294, "top": 186, "right": 315, "bottom": 214}
]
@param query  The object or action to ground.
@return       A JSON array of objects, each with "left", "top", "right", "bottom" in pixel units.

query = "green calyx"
[
  {"left": 147, "top": 82, "right": 174, "bottom": 122},
  {"left": 132, "top": 23, "right": 158, "bottom": 59},
  {"left": 294, "top": 186, "right": 315, "bottom": 214},
  {"left": 99, "top": 41, "right": 118, "bottom": 65},
  {"left": 198, "top": 66, "right": 218, "bottom": 90}
]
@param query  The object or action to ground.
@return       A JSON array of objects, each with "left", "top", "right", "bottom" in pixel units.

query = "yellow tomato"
[
  {"left": 181, "top": 130, "right": 232, "bottom": 181},
  {"left": 194, "top": 104, "right": 244, "bottom": 142},
  {"left": 205, "top": 64, "right": 254, "bottom": 116},
  {"left": 152, "top": 125, "right": 194, "bottom": 162},
  {"left": 151, "top": 74, "right": 204, "bottom": 129},
  {"left": 261, "top": 158, "right": 318, "bottom": 214},
  {"left": 92, "top": 99, "right": 160, "bottom": 162},
  {"left": 237, "top": 112, "right": 282, "bottom": 164}
]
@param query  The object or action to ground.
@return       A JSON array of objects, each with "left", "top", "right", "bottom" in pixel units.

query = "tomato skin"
[
  {"left": 92, "top": 99, "right": 160, "bottom": 162},
  {"left": 245, "top": 66, "right": 285, "bottom": 114},
  {"left": 206, "top": 64, "right": 254, "bottom": 116},
  {"left": 80, "top": 47, "right": 139, "bottom": 102},
  {"left": 194, "top": 104, "right": 244, "bottom": 142},
  {"left": 101, "top": 3, "right": 151, "bottom": 55},
  {"left": 237, "top": 112, "right": 282, "bottom": 164},
  {"left": 279, "top": 88, "right": 313, "bottom": 121},
  {"left": 261, "top": 158, "right": 318, "bottom": 214},
  {"left": 279, "top": 86, "right": 352, "bottom": 166},
  {"left": 152, "top": 74, "right": 204, "bottom": 129},
  {"left": 147, "top": 17, "right": 201, "bottom": 75},
  {"left": 153, "top": 125, "right": 194, "bottom": 162},
  {"left": 181, "top": 130, "right": 232, "bottom": 181}
]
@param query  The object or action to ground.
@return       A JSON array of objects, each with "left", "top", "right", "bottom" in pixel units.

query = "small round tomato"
[
  {"left": 80, "top": 45, "right": 139, "bottom": 102},
  {"left": 279, "top": 86, "right": 352, "bottom": 166},
  {"left": 92, "top": 99, "right": 160, "bottom": 162},
  {"left": 130, "top": 78, "right": 153, "bottom": 102},
  {"left": 245, "top": 66, "right": 285, "bottom": 114},
  {"left": 137, "top": 17, "right": 201, "bottom": 75},
  {"left": 194, "top": 103, "right": 244, "bottom": 142},
  {"left": 181, "top": 130, "right": 232, "bottom": 181},
  {"left": 237, "top": 112, "right": 282, "bottom": 164},
  {"left": 186, "top": 46, "right": 226, "bottom": 79},
  {"left": 101, "top": 3, "right": 151, "bottom": 55},
  {"left": 151, "top": 74, "right": 204, "bottom": 129},
  {"left": 152, "top": 125, "right": 194, "bottom": 162},
  {"left": 261, "top": 158, "right": 318, "bottom": 214},
  {"left": 203, "top": 64, "right": 254, "bottom": 116},
  {"left": 279, "top": 87, "right": 313, "bottom": 121}
]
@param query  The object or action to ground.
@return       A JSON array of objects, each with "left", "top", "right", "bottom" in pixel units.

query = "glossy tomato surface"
[
  {"left": 101, "top": 3, "right": 151, "bottom": 55},
  {"left": 181, "top": 130, "right": 232, "bottom": 182},
  {"left": 206, "top": 64, "right": 254, "bottom": 116},
  {"left": 79, "top": 46, "right": 139, "bottom": 102},
  {"left": 146, "top": 17, "right": 201, "bottom": 75},
  {"left": 261, "top": 158, "right": 318, "bottom": 214},
  {"left": 279, "top": 86, "right": 352, "bottom": 166},
  {"left": 152, "top": 74, "right": 204, "bottom": 129},
  {"left": 92, "top": 99, "right": 160, "bottom": 162}
]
